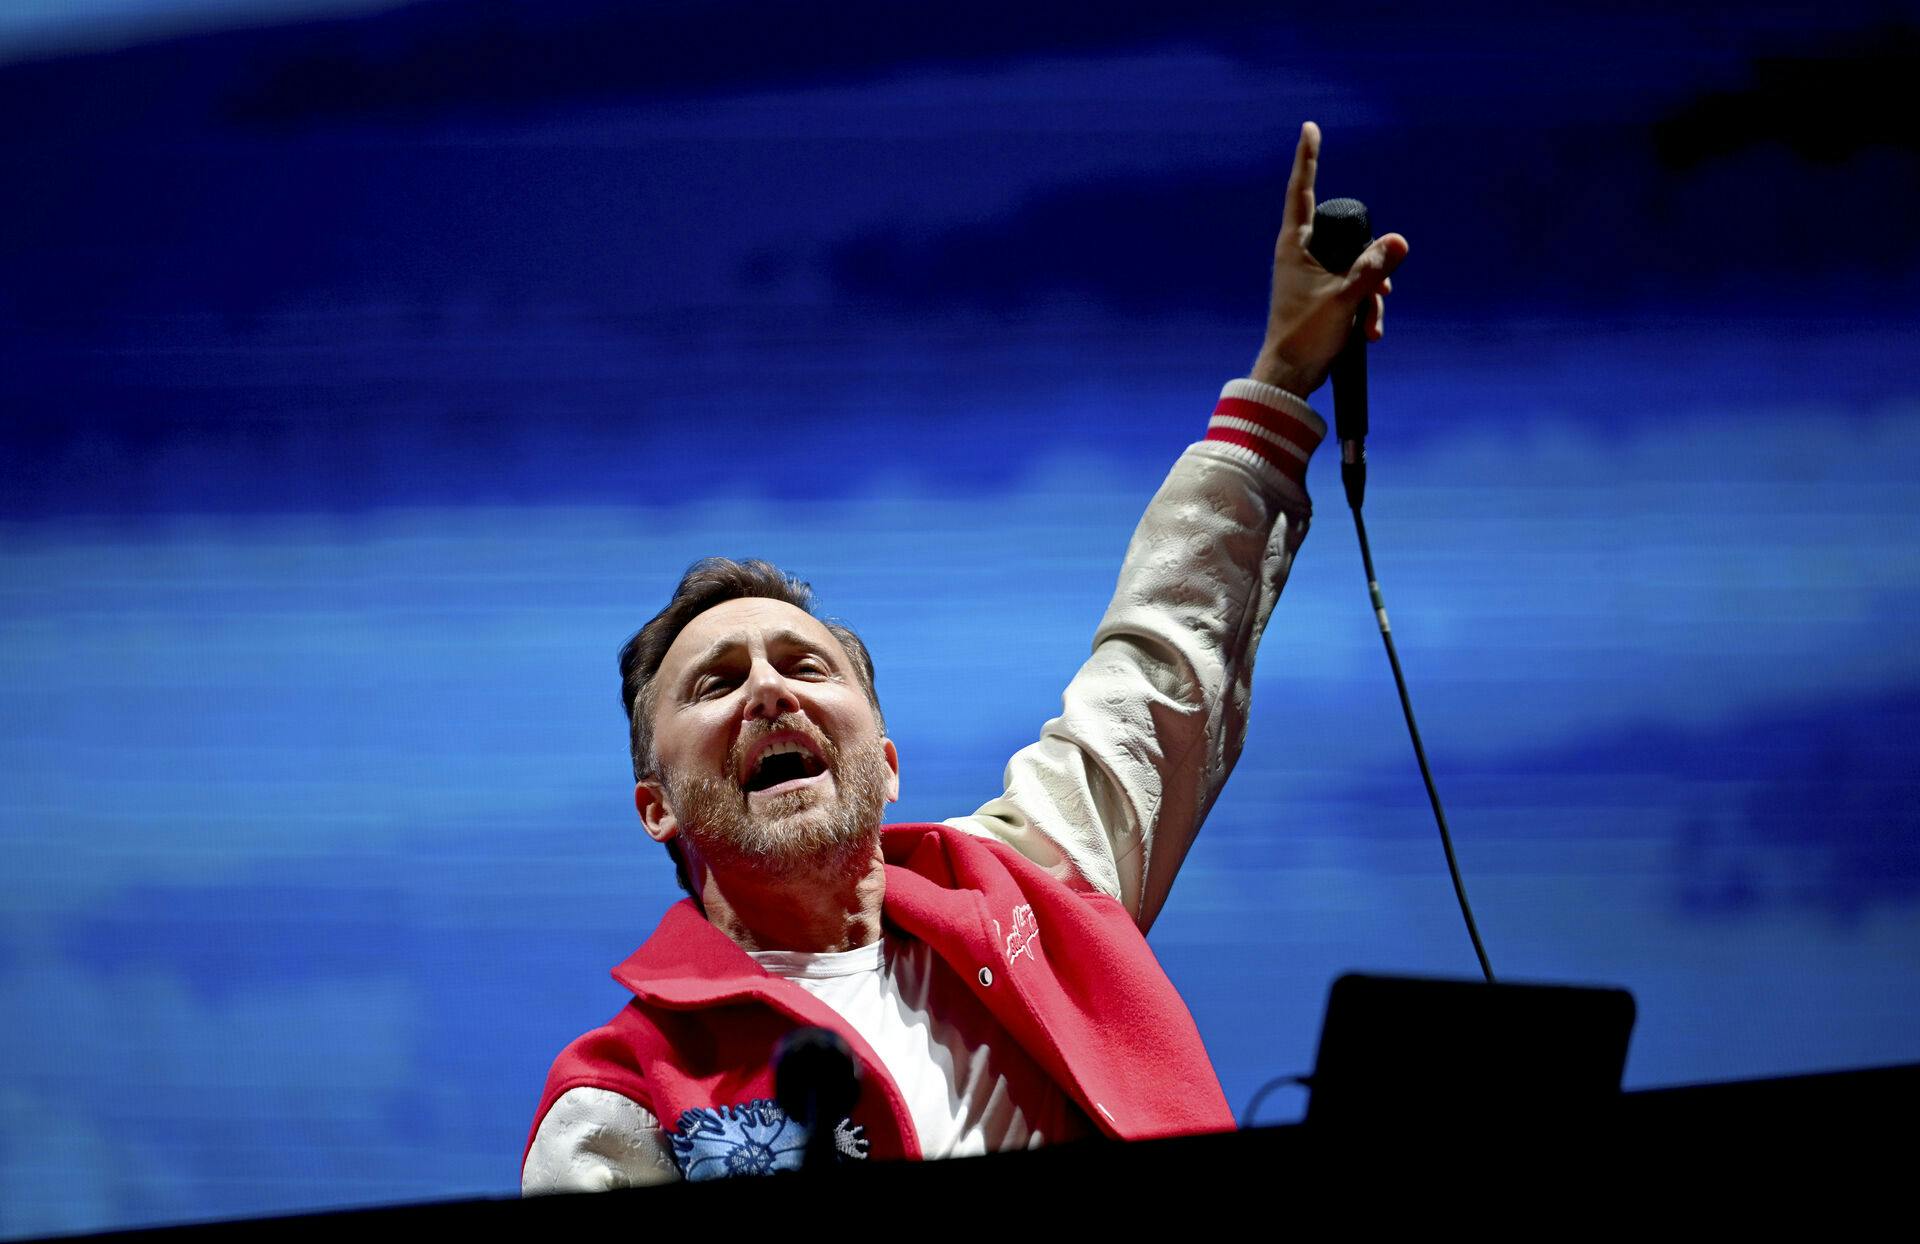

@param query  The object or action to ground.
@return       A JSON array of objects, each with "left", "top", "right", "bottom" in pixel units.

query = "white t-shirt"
[{"left": 747, "top": 928, "right": 1085, "bottom": 1159}]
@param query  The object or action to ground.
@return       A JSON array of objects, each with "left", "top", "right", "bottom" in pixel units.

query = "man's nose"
[{"left": 741, "top": 658, "right": 801, "bottom": 720}]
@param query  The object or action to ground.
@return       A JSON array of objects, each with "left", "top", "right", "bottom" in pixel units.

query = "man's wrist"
[{"left": 1248, "top": 349, "right": 1316, "bottom": 400}]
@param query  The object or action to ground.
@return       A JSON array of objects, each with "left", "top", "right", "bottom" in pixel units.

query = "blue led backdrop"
[{"left": 3, "top": 1, "right": 1918, "bottom": 1234}]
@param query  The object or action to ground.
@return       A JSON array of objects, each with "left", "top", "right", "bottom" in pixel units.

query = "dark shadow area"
[
  {"left": 1653, "top": 22, "right": 1920, "bottom": 167},
  {"left": 0, "top": 0, "right": 1277, "bottom": 134}
]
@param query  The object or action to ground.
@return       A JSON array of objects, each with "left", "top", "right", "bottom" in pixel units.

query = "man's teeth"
[{"left": 746, "top": 740, "right": 823, "bottom": 789}]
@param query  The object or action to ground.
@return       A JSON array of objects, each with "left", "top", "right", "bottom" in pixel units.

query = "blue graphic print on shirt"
[{"left": 669, "top": 1099, "right": 869, "bottom": 1180}]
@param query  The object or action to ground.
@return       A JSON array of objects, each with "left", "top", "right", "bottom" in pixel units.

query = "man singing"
[{"left": 523, "top": 122, "right": 1406, "bottom": 1189}]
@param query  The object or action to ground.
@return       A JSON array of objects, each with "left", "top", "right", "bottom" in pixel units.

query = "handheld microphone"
[
  {"left": 774, "top": 1026, "right": 861, "bottom": 1172},
  {"left": 1307, "top": 197, "right": 1373, "bottom": 510}
]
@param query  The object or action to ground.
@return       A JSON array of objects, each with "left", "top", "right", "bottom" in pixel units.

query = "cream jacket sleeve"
[
  {"left": 522, "top": 1088, "right": 681, "bottom": 1193},
  {"left": 945, "top": 378, "right": 1326, "bottom": 933}
]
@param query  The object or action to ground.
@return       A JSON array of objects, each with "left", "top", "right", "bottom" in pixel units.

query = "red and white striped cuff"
[{"left": 1202, "top": 378, "right": 1328, "bottom": 496}]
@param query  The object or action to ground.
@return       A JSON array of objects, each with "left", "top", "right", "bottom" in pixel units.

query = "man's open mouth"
[{"left": 740, "top": 736, "right": 829, "bottom": 794}]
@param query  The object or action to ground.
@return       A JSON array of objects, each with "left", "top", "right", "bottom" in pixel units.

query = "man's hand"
[{"left": 1251, "top": 122, "right": 1408, "bottom": 399}]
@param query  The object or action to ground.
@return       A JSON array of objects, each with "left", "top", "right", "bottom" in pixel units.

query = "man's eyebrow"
[{"left": 677, "top": 628, "right": 837, "bottom": 692}]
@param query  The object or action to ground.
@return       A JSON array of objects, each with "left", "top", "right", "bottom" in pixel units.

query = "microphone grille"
[{"left": 1309, "top": 197, "right": 1373, "bottom": 274}]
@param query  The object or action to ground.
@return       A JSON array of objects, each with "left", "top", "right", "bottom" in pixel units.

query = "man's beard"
[{"left": 663, "top": 718, "right": 890, "bottom": 879}]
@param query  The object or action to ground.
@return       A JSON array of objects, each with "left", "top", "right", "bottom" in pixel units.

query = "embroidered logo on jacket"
[
  {"left": 1003, "top": 903, "right": 1040, "bottom": 964},
  {"left": 669, "top": 1099, "right": 868, "bottom": 1180}
]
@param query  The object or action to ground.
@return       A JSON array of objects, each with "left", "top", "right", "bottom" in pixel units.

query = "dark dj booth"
[
  {"left": 32, "top": 977, "right": 1912, "bottom": 1236},
  {"left": 40, "top": 1060, "right": 1914, "bottom": 1239}
]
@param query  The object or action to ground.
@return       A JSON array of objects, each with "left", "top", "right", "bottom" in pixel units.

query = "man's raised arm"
[{"left": 945, "top": 123, "right": 1407, "bottom": 931}]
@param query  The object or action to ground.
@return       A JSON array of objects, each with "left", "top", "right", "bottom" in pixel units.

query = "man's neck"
[{"left": 696, "top": 842, "right": 887, "bottom": 954}]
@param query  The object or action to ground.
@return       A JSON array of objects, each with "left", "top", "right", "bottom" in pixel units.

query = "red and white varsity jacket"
[
  {"left": 524, "top": 378, "right": 1326, "bottom": 1188},
  {"left": 527, "top": 823, "right": 1236, "bottom": 1167}
]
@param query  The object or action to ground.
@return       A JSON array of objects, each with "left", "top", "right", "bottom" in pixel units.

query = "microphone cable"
[
  {"left": 1240, "top": 1071, "right": 1315, "bottom": 1128},
  {"left": 1349, "top": 501, "right": 1495, "bottom": 984},
  {"left": 1235, "top": 511, "right": 1497, "bottom": 1127},
  {"left": 1311, "top": 197, "right": 1495, "bottom": 984}
]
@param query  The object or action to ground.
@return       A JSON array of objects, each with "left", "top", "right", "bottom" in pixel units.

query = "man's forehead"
[{"left": 661, "top": 597, "right": 840, "bottom": 672}]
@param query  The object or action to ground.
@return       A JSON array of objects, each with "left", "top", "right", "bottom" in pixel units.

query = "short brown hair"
[{"left": 618, "top": 558, "right": 884, "bottom": 893}]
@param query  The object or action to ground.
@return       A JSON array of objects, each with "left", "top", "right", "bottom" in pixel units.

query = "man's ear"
[
  {"left": 635, "top": 779, "right": 680, "bottom": 844},
  {"left": 882, "top": 738, "right": 900, "bottom": 803}
]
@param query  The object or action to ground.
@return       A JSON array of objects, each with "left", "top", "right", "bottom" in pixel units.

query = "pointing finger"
[{"left": 1281, "top": 121, "right": 1321, "bottom": 247}]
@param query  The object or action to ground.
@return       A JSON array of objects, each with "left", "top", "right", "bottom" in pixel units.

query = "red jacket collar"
[{"left": 609, "top": 824, "right": 1001, "bottom": 1009}]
